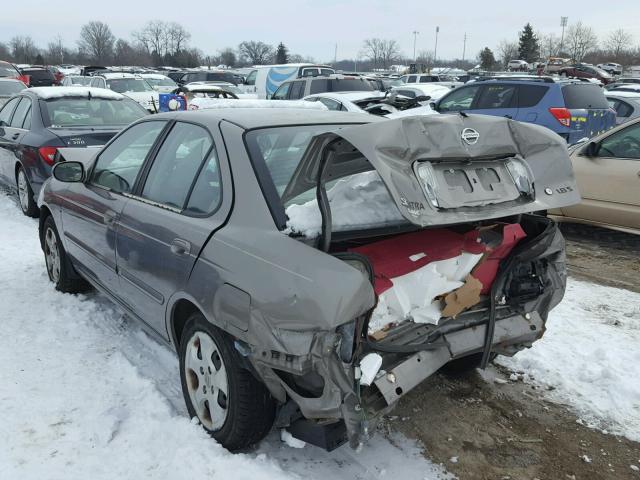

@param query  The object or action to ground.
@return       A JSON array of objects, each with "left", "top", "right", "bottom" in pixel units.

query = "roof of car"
[
  {"left": 605, "top": 90, "right": 640, "bottom": 99},
  {"left": 25, "top": 86, "right": 125, "bottom": 100},
  {"left": 307, "top": 91, "right": 385, "bottom": 102},
  {"left": 98, "top": 72, "right": 140, "bottom": 79},
  {"left": 153, "top": 108, "right": 378, "bottom": 130},
  {"left": 138, "top": 73, "right": 171, "bottom": 79}
]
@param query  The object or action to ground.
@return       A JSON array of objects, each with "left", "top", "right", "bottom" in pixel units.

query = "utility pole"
[
  {"left": 412, "top": 30, "right": 419, "bottom": 62},
  {"left": 434, "top": 26, "right": 440, "bottom": 66},
  {"left": 334, "top": 43, "right": 338, "bottom": 66},
  {"left": 559, "top": 17, "right": 568, "bottom": 55},
  {"left": 462, "top": 33, "right": 467, "bottom": 62}
]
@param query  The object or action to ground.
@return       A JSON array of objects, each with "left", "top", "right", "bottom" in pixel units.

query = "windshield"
[
  {"left": 0, "top": 81, "right": 26, "bottom": 96},
  {"left": 145, "top": 77, "right": 177, "bottom": 87},
  {"left": 106, "top": 78, "right": 153, "bottom": 93},
  {"left": 220, "top": 85, "right": 242, "bottom": 94},
  {"left": 41, "top": 97, "right": 148, "bottom": 127}
]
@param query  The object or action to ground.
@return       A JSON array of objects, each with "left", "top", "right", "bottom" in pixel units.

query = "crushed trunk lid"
[{"left": 282, "top": 114, "right": 580, "bottom": 227}]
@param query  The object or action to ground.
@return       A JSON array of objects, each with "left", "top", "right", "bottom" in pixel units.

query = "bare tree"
[
  {"left": 0, "top": 42, "right": 10, "bottom": 61},
  {"left": 46, "top": 35, "right": 66, "bottom": 64},
  {"left": 538, "top": 32, "right": 560, "bottom": 59},
  {"left": 10, "top": 36, "right": 39, "bottom": 64},
  {"left": 167, "top": 22, "right": 191, "bottom": 55},
  {"left": 565, "top": 22, "right": 598, "bottom": 62},
  {"left": 416, "top": 50, "right": 435, "bottom": 69},
  {"left": 238, "top": 41, "right": 273, "bottom": 65},
  {"left": 217, "top": 48, "right": 236, "bottom": 67},
  {"left": 362, "top": 38, "right": 401, "bottom": 69},
  {"left": 78, "top": 21, "right": 115, "bottom": 64},
  {"left": 497, "top": 40, "right": 519, "bottom": 68},
  {"left": 134, "top": 21, "right": 169, "bottom": 58},
  {"left": 604, "top": 28, "right": 633, "bottom": 59}
]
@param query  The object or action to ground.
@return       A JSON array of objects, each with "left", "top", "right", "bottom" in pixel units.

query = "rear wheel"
[
  {"left": 179, "top": 313, "right": 275, "bottom": 451},
  {"left": 17, "top": 167, "right": 38, "bottom": 217},
  {"left": 43, "top": 215, "right": 90, "bottom": 293}
]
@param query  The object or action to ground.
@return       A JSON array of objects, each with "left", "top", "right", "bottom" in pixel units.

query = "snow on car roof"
[
  {"left": 189, "top": 98, "right": 328, "bottom": 110},
  {"left": 28, "top": 86, "right": 125, "bottom": 100},
  {"left": 138, "top": 73, "right": 171, "bottom": 79},
  {"left": 309, "top": 91, "right": 385, "bottom": 102}
]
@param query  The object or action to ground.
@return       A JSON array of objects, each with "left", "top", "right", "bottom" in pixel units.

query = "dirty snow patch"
[{"left": 498, "top": 279, "right": 640, "bottom": 442}]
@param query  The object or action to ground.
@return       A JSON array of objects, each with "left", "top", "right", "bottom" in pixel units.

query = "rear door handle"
[{"left": 171, "top": 238, "right": 191, "bottom": 256}]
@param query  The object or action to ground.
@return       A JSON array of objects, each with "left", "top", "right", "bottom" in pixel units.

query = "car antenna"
[{"left": 88, "top": 90, "right": 92, "bottom": 100}]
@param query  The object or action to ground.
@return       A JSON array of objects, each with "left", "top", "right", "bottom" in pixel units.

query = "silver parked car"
[{"left": 38, "top": 109, "right": 579, "bottom": 451}]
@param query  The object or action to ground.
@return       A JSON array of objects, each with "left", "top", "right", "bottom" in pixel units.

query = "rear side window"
[
  {"left": 141, "top": 122, "right": 213, "bottom": 210},
  {"left": 272, "top": 82, "right": 291, "bottom": 100},
  {"left": 475, "top": 85, "right": 517, "bottom": 109},
  {"left": 328, "top": 79, "right": 374, "bottom": 92},
  {"left": 185, "top": 149, "right": 222, "bottom": 215},
  {"left": 407, "top": 76, "right": 417, "bottom": 83},
  {"left": 10, "top": 97, "right": 30, "bottom": 128},
  {"left": 0, "top": 97, "right": 19, "bottom": 124},
  {"left": 245, "top": 70, "right": 257, "bottom": 86},
  {"left": 289, "top": 81, "right": 305, "bottom": 100},
  {"left": 562, "top": 84, "right": 610, "bottom": 109},
  {"left": 310, "top": 79, "right": 328, "bottom": 94},
  {"left": 517, "top": 85, "right": 549, "bottom": 108}
]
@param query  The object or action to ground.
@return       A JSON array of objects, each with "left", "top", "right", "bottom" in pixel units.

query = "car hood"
[
  {"left": 282, "top": 114, "right": 580, "bottom": 227},
  {"left": 122, "top": 91, "right": 159, "bottom": 101}
]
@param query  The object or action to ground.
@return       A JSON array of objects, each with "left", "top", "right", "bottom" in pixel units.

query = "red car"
[{"left": 558, "top": 64, "right": 614, "bottom": 85}]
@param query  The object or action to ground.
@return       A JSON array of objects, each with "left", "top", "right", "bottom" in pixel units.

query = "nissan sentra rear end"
[{"left": 237, "top": 113, "right": 580, "bottom": 450}]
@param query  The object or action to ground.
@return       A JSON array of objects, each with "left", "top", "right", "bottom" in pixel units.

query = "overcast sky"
[{"left": 2, "top": 0, "right": 640, "bottom": 62}]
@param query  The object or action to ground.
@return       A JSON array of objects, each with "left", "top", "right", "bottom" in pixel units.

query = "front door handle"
[
  {"left": 103, "top": 210, "right": 118, "bottom": 226},
  {"left": 504, "top": 114, "right": 512, "bottom": 119},
  {"left": 171, "top": 238, "right": 191, "bottom": 256},
  {"left": 11, "top": 133, "right": 19, "bottom": 140}
]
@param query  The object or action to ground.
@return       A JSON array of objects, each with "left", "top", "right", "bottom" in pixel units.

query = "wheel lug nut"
[
  {"left": 203, "top": 386, "right": 207, "bottom": 393},
  {"left": 200, "top": 367, "right": 204, "bottom": 374}
]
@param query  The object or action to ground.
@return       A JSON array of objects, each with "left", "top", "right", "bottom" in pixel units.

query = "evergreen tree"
[
  {"left": 518, "top": 23, "right": 540, "bottom": 63},
  {"left": 479, "top": 47, "right": 497, "bottom": 70},
  {"left": 275, "top": 42, "right": 289, "bottom": 64}
]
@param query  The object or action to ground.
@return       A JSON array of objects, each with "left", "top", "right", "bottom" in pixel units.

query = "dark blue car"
[
  {"left": 433, "top": 77, "right": 616, "bottom": 144},
  {"left": 0, "top": 87, "right": 148, "bottom": 216}
]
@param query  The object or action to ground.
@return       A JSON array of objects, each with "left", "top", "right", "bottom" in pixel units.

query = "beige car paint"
[{"left": 549, "top": 118, "right": 640, "bottom": 234}]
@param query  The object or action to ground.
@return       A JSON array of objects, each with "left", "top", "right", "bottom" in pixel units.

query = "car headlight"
[
  {"left": 415, "top": 161, "right": 440, "bottom": 208},
  {"left": 505, "top": 158, "right": 534, "bottom": 197}
]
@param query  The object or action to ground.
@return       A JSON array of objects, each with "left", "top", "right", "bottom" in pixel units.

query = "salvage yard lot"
[{"left": 1, "top": 188, "right": 638, "bottom": 480}]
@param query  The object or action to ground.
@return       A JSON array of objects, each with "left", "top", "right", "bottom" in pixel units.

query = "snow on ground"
[
  {"left": 0, "top": 190, "right": 451, "bottom": 480},
  {"left": 498, "top": 279, "right": 640, "bottom": 442}
]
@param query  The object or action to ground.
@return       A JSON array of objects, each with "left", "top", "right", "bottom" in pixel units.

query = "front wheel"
[
  {"left": 17, "top": 167, "right": 38, "bottom": 217},
  {"left": 179, "top": 313, "right": 275, "bottom": 451}
]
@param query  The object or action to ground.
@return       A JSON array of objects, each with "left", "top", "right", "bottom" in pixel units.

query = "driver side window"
[
  {"left": 437, "top": 86, "right": 480, "bottom": 112},
  {"left": 598, "top": 123, "right": 640, "bottom": 159},
  {"left": 272, "top": 82, "right": 290, "bottom": 100},
  {"left": 91, "top": 121, "right": 166, "bottom": 193}
]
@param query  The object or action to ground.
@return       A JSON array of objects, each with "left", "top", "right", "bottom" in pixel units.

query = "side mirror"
[
  {"left": 429, "top": 101, "right": 437, "bottom": 111},
  {"left": 583, "top": 141, "right": 599, "bottom": 157},
  {"left": 52, "top": 161, "right": 85, "bottom": 183}
]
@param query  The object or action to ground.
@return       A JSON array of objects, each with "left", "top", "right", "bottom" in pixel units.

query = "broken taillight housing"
[
  {"left": 415, "top": 161, "right": 440, "bottom": 208},
  {"left": 549, "top": 107, "right": 571, "bottom": 127},
  {"left": 505, "top": 158, "right": 534, "bottom": 197}
]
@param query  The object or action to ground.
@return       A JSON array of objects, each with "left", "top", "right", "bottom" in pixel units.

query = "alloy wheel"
[
  {"left": 184, "top": 331, "right": 229, "bottom": 430},
  {"left": 17, "top": 170, "right": 29, "bottom": 213},
  {"left": 44, "top": 227, "right": 61, "bottom": 283}
]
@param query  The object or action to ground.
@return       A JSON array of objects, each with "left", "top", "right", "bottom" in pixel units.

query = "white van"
[{"left": 244, "top": 64, "right": 335, "bottom": 98}]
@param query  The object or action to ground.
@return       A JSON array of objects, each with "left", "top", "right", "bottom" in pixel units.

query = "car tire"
[
  {"left": 42, "top": 215, "right": 91, "bottom": 293},
  {"left": 16, "top": 167, "right": 39, "bottom": 217},
  {"left": 440, "top": 352, "right": 498, "bottom": 376},
  {"left": 179, "top": 313, "right": 276, "bottom": 451}
]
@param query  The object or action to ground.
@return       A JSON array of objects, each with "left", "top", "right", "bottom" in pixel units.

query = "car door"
[
  {"left": 563, "top": 122, "right": 640, "bottom": 230},
  {"left": 115, "top": 121, "right": 231, "bottom": 336},
  {"left": 60, "top": 120, "right": 167, "bottom": 295},
  {"left": 0, "top": 97, "right": 21, "bottom": 182},
  {"left": 472, "top": 84, "right": 519, "bottom": 119}
]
